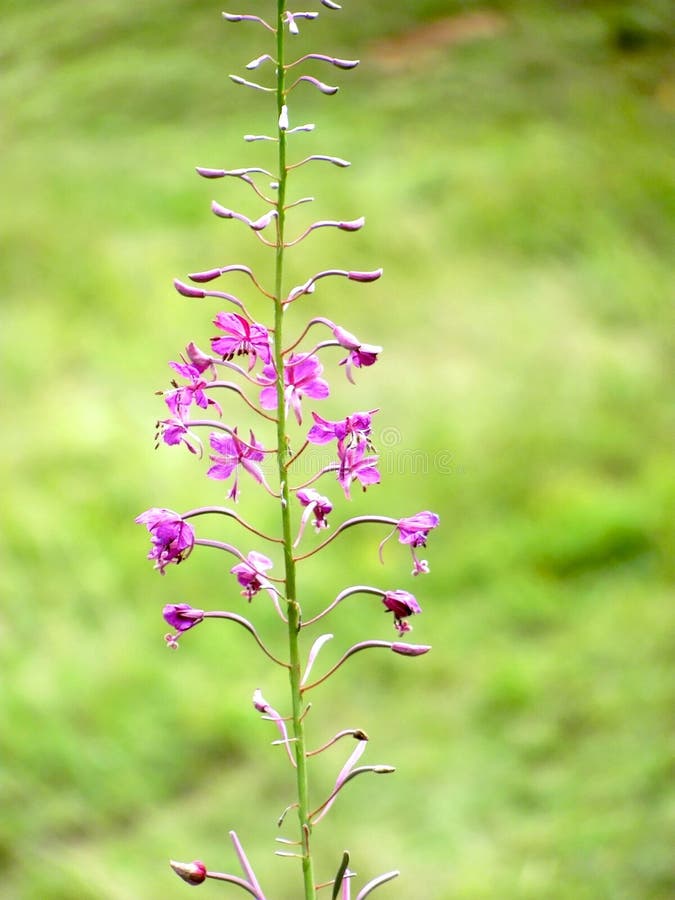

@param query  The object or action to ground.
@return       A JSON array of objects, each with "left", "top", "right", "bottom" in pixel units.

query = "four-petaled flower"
[
  {"left": 164, "top": 360, "right": 222, "bottom": 418},
  {"left": 163, "top": 603, "right": 205, "bottom": 648},
  {"left": 211, "top": 312, "right": 271, "bottom": 370},
  {"left": 332, "top": 324, "right": 382, "bottom": 384},
  {"left": 259, "top": 354, "right": 329, "bottom": 424},
  {"left": 231, "top": 551, "right": 275, "bottom": 601},
  {"left": 382, "top": 589, "right": 421, "bottom": 634},
  {"left": 207, "top": 429, "right": 266, "bottom": 501},
  {"left": 136, "top": 508, "right": 195, "bottom": 574},
  {"left": 307, "top": 409, "right": 377, "bottom": 451}
]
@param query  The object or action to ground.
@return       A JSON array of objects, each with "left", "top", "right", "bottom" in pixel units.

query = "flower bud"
[
  {"left": 174, "top": 279, "right": 206, "bottom": 298},
  {"left": 279, "top": 104, "right": 289, "bottom": 131},
  {"left": 391, "top": 642, "right": 431, "bottom": 657},
  {"left": 195, "top": 167, "right": 226, "bottom": 178},
  {"left": 348, "top": 268, "right": 383, "bottom": 282},
  {"left": 169, "top": 859, "right": 207, "bottom": 885}
]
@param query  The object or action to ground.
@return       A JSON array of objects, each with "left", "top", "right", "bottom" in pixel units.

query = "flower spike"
[{"left": 140, "top": 3, "right": 438, "bottom": 892}]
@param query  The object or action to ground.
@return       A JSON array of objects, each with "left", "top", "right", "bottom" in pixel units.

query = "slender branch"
[
  {"left": 301, "top": 641, "right": 395, "bottom": 692},
  {"left": 301, "top": 586, "right": 384, "bottom": 628},
  {"left": 294, "top": 516, "right": 396, "bottom": 562},
  {"left": 286, "top": 439, "right": 310, "bottom": 469},
  {"left": 203, "top": 611, "right": 289, "bottom": 668},
  {"left": 182, "top": 506, "right": 284, "bottom": 544},
  {"left": 206, "top": 381, "right": 278, "bottom": 421},
  {"left": 307, "top": 729, "right": 369, "bottom": 758},
  {"left": 309, "top": 765, "right": 395, "bottom": 824},
  {"left": 183, "top": 422, "right": 278, "bottom": 454}
]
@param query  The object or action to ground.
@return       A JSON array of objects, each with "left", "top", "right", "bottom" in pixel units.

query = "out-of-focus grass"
[{"left": 1, "top": 1, "right": 673, "bottom": 897}]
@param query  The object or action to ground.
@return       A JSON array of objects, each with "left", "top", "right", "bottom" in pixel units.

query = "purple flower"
[
  {"left": 211, "top": 312, "right": 271, "bottom": 370},
  {"left": 396, "top": 511, "right": 440, "bottom": 547},
  {"left": 231, "top": 551, "right": 275, "bottom": 601},
  {"left": 163, "top": 603, "right": 205, "bottom": 648},
  {"left": 332, "top": 324, "right": 382, "bottom": 384},
  {"left": 164, "top": 360, "right": 222, "bottom": 418},
  {"left": 382, "top": 590, "right": 421, "bottom": 634},
  {"left": 307, "top": 409, "right": 377, "bottom": 449},
  {"left": 156, "top": 415, "right": 202, "bottom": 456},
  {"left": 259, "top": 354, "right": 329, "bottom": 424},
  {"left": 297, "top": 488, "right": 333, "bottom": 531},
  {"left": 207, "top": 429, "right": 265, "bottom": 501},
  {"left": 396, "top": 511, "right": 440, "bottom": 575},
  {"left": 185, "top": 341, "right": 217, "bottom": 377},
  {"left": 337, "top": 441, "right": 380, "bottom": 499},
  {"left": 135, "top": 508, "right": 195, "bottom": 574}
]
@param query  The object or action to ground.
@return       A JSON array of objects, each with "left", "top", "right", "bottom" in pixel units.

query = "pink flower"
[
  {"left": 331, "top": 324, "right": 382, "bottom": 384},
  {"left": 163, "top": 603, "right": 205, "bottom": 648},
  {"left": 207, "top": 429, "right": 265, "bottom": 501},
  {"left": 185, "top": 341, "right": 217, "bottom": 377},
  {"left": 306, "top": 409, "right": 377, "bottom": 449},
  {"left": 396, "top": 511, "right": 440, "bottom": 547},
  {"left": 294, "top": 489, "right": 333, "bottom": 546},
  {"left": 297, "top": 488, "right": 333, "bottom": 531},
  {"left": 156, "top": 415, "right": 202, "bottom": 455},
  {"left": 382, "top": 590, "right": 421, "bottom": 634},
  {"left": 211, "top": 312, "right": 271, "bottom": 370},
  {"left": 135, "top": 508, "right": 195, "bottom": 574},
  {"left": 259, "top": 354, "right": 329, "bottom": 424},
  {"left": 231, "top": 551, "right": 275, "bottom": 601},
  {"left": 337, "top": 441, "right": 380, "bottom": 499},
  {"left": 396, "top": 511, "right": 440, "bottom": 575},
  {"left": 164, "top": 360, "right": 221, "bottom": 418}
]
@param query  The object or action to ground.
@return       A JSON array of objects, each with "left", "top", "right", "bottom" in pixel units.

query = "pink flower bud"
[
  {"left": 348, "top": 268, "right": 383, "bottom": 282},
  {"left": 187, "top": 268, "right": 223, "bottom": 283},
  {"left": 174, "top": 279, "right": 206, "bottom": 298},
  {"left": 337, "top": 217, "right": 365, "bottom": 231},
  {"left": 391, "top": 642, "right": 431, "bottom": 657},
  {"left": 195, "top": 167, "right": 226, "bottom": 178},
  {"left": 169, "top": 859, "right": 207, "bottom": 885}
]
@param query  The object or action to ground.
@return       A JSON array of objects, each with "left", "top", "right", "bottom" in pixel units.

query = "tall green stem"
[{"left": 274, "top": 3, "right": 316, "bottom": 897}]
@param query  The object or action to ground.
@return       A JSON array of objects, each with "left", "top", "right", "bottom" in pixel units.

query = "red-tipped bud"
[{"left": 169, "top": 859, "right": 207, "bottom": 885}]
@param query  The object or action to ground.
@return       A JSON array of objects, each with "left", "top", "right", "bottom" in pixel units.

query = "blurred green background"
[{"left": 1, "top": 0, "right": 673, "bottom": 897}]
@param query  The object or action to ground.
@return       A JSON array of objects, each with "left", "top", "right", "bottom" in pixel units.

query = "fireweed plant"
[{"left": 136, "top": 2, "right": 440, "bottom": 897}]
